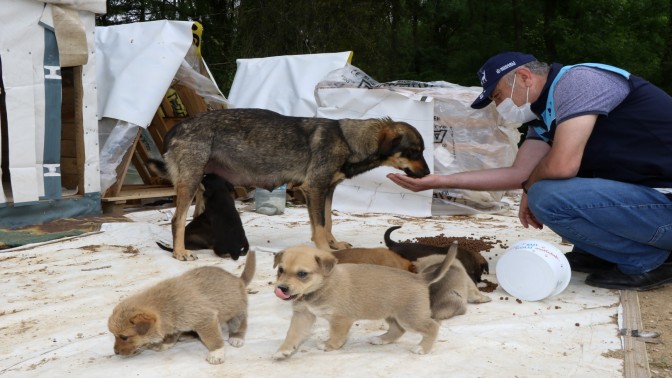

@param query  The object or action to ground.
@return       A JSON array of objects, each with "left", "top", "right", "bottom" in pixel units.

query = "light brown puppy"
[
  {"left": 331, "top": 247, "right": 416, "bottom": 272},
  {"left": 272, "top": 243, "right": 458, "bottom": 360},
  {"left": 108, "top": 252, "right": 256, "bottom": 364},
  {"left": 413, "top": 254, "right": 491, "bottom": 320}
]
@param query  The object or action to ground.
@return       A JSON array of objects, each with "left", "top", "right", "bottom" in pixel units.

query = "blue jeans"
[{"left": 527, "top": 178, "right": 672, "bottom": 274}]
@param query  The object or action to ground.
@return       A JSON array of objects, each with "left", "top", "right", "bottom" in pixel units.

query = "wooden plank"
[
  {"left": 61, "top": 139, "right": 77, "bottom": 158},
  {"left": 101, "top": 185, "right": 175, "bottom": 203},
  {"left": 621, "top": 290, "right": 651, "bottom": 378},
  {"left": 72, "top": 66, "right": 85, "bottom": 195},
  {"left": 131, "top": 150, "right": 151, "bottom": 185},
  {"left": 160, "top": 93, "right": 175, "bottom": 117},
  {"left": 174, "top": 84, "right": 208, "bottom": 115},
  {"left": 104, "top": 128, "right": 141, "bottom": 198}
]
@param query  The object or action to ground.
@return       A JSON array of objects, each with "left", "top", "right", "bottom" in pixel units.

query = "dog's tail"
[
  {"left": 239, "top": 250, "right": 256, "bottom": 287},
  {"left": 383, "top": 225, "right": 402, "bottom": 248},
  {"left": 147, "top": 158, "right": 169, "bottom": 178},
  {"left": 420, "top": 241, "right": 458, "bottom": 285}
]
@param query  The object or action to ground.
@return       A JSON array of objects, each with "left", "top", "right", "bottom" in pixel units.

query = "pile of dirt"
[{"left": 407, "top": 234, "right": 503, "bottom": 254}]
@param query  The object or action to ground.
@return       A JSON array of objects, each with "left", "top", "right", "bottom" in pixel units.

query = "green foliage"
[{"left": 99, "top": 0, "right": 672, "bottom": 96}]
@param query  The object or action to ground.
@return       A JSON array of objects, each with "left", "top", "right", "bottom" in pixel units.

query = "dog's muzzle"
[
  {"left": 404, "top": 165, "right": 430, "bottom": 178},
  {"left": 274, "top": 285, "right": 295, "bottom": 301}
]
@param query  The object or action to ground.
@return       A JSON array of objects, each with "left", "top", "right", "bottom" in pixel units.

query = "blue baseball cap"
[{"left": 470, "top": 52, "right": 537, "bottom": 109}]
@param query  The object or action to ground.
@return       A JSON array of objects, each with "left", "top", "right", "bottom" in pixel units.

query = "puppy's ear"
[
  {"left": 130, "top": 313, "right": 156, "bottom": 335},
  {"left": 316, "top": 254, "right": 337, "bottom": 276},
  {"left": 273, "top": 252, "right": 284, "bottom": 268}
]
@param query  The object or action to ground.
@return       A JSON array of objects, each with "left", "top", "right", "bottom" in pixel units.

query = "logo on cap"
[
  {"left": 479, "top": 70, "right": 487, "bottom": 86},
  {"left": 496, "top": 60, "right": 517, "bottom": 75}
]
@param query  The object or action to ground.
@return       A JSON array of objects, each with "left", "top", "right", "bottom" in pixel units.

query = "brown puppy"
[
  {"left": 272, "top": 243, "right": 458, "bottom": 359},
  {"left": 108, "top": 252, "right": 255, "bottom": 364},
  {"left": 150, "top": 108, "right": 430, "bottom": 261},
  {"left": 384, "top": 226, "right": 489, "bottom": 283},
  {"left": 331, "top": 247, "right": 416, "bottom": 272},
  {"left": 413, "top": 254, "right": 492, "bottom": 320}
]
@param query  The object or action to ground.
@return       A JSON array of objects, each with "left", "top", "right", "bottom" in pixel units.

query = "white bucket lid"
[{"left": 495, "top": 239, "right": 571, "bottom": 301}]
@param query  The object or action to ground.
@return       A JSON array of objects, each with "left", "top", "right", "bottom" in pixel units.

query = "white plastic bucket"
[{"left": 495, "top": 239, "right": 571, "bottom": 301}]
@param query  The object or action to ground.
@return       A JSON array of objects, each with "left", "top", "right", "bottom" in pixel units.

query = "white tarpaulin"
[
  {"left": 227, "top": 51, "right": 352, "bottom": 117},
  {"left": 316, "top": 87, "right": 435, "bottom": 217},
  {"left": 95, "top": 20, "right": 193, "bottom": 127},
  {"left": 0, "top": 197, "right": 624, "bottom": 377}
]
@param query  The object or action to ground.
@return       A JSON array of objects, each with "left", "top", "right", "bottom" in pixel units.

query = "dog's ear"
[
  {"left": 273, "top": 252, "right": 284, "bottom": 268},
  {"left": 378, "top": 129, "right": 403, "bottom": 156},
  {"left": 316, "top": 254, "right": 337, "bottom": 275},
  {"left": 130, "top": 312, "right": 156, "bottom": 335}
]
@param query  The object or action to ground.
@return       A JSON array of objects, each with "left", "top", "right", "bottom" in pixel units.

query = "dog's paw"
[
  {"left": 173, "top": 249, "right": 197, "bottom": 261},
  {"left": 228, "top": 337, "right": 244, "bottom": 348},
  {"left": 272, "top": 350, "right": 293, "bottom": 360},
  {"left": 410, "top": 345, "right": 429, "bottom": 355},
  {"left": 206, "top": 347, "right": 226, "bottom": 364}
]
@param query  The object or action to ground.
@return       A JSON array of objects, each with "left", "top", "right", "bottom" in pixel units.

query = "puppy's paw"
[
  {"left": 317, "top": 340, "right": 343, "bottom": 351},
  {"left": 316, "top": 342, "right": 337, "bottom": 351},
  {"left": 206, "top": 347, "right": 226, "bottom": 364},
  {"left": 410, "top": 345, "right": 429, "bottom": 355},
  {"left": 474, "top": 295, "right": 492, "bottom": 303},
  {"left": 329, "top": 241, "right": 352, "bottom": 250},
  {"left": 228, "top": 337, "right": 244, "bottom": 348},
  {"left": 272, "top": 349, "right": 294, "bottom": 360},
  {"left": 173, "top": 249, "right": 197, "bottom": 261},
  {"left": 369, "top": 336, "right": 386, "bottom": 345}
]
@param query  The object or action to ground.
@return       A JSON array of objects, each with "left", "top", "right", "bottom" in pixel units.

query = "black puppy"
[
  {"left": 157, "top": 174, "right": 249, "bottom": 260},
  {"left": 383, "top": 226, "right": 488, "bottom": 284}
]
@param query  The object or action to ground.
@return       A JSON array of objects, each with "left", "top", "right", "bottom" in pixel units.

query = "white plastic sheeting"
[
  {"left": 0, "top": 197, "right": 623, "bottom": 377},
  {"left": 228, "top": 51, "right": 352, "bottom": 116}
]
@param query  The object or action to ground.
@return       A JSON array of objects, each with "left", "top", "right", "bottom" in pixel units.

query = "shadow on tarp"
[{"left": 0, "top": 213, "right": 131, "bottom": 250}]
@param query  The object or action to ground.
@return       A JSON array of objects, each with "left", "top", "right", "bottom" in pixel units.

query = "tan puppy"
[
  {"left": 331, "top": 247, "right": 416, "bottom": 272},
  {"left": 272, "top": 243, "right": 458, "bottom": 360},
  {"left": 108, "top": 252, "right": 256, "bottom": 364},
  {"left": 413, "top": 254, "right": 491, "bottom": 320}
]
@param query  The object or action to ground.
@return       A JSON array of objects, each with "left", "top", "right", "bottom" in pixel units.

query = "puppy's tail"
[
  {"left": 420, "top": 241, "right": 458, "bottom": 285},
  {"left": 156, "top": 240, "right": 174, "bottom": 252},
  {"left": 239, "top": 250, "right": 256, "bottom": 287},
  {"left": 383, "top": 225, "right": 402, "bottom": 248}
]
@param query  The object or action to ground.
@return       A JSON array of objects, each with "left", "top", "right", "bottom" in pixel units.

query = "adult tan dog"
[
  {"left": 151, "top": 108, "right": 430, "bottom": 261},
  {"left": 108, "top": 252, "right": 255, "bottom": 364},
  {"left": 271, "top": 243, "right": 458, "bottom": 359},
  {"left": 413, "top": 254, "right": 491, "bottom": 320}
]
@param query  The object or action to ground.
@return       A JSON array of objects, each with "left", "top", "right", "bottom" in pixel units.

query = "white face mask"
[{"left": 496, "top": 75, "right": 537, "bottom": 124}]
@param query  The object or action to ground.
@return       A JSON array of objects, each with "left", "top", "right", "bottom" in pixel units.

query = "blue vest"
[
  {"left": 530, "top": 64, "right": 672, "bottom": 188},
  {"left": 533, "top": 63, "right": 631, "bottom": 140}
]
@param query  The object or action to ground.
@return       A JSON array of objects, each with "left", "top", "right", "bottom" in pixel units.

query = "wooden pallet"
[{"left": 101, "top": 81, "right": 225, "bottom": 213}]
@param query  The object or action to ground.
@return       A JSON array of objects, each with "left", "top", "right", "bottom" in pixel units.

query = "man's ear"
[{"left": 516, "top": 66, "right": 534, "bottom": 87}]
